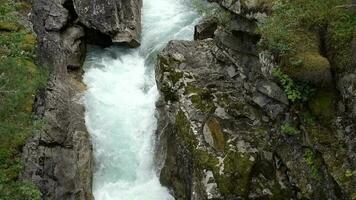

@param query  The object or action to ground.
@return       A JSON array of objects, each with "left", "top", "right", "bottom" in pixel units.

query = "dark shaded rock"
[
  {"left": 73, "top": 0, "right": 142, "bottom": 47},
  {"left": 338, "top": 73, "right": 356, "bottom": 117},
  {"left": 194, "top": 17, "right": 218, "bottom": 40},
  {"left": 352, "top": 31, "right": 356, "bottom": 68}
]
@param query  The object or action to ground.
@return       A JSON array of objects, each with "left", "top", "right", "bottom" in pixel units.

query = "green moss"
[
  {"left": 284, "top": 51, "right": 331, "bottom": 78},
  {"left": 259, "top": 0, "right": 349, "bottom": 56},
  {"left": 216, "top": 150, "right": 254, "bottom": 196},
  {"left": 175, "top": 110, "right": 199, "bottom": 149},
  {"left": 190, "top": 89, "right": 216, "bottom": 113},
  {"left": 304, "top": 149, "right": 320, "bottom": 179},
  {"left": 0, "top": 21, "right": 19, "bottom": 31},
  {"left": 157, "top": 56, "right": 185, "bottom": 102},
  {"left": 308, "top": 90, "right": 336, "bottom": 123},
  {"left": 184, "top": 83, "right": 202, "bottom": 95},
  {"left": 258, "top": 0, "right": 354, "bottom": 72},
  {"left": 327, "top": 8, "right": 356, "bottom": 72},
  {"left": 174, "top": 109, "right": 259, "bottom": 197}
]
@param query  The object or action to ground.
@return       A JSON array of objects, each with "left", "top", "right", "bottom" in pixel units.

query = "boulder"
[
  {"left": 73, "top": 0, "right": 142, "bottom": 47},
  {"left": 256, "top": 80, "right": 289, "bottom": 105}
]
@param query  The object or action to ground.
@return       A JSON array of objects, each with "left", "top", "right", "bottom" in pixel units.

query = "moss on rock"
[{"left": 308, "top": 90, "right": 337, "bottom": 123}]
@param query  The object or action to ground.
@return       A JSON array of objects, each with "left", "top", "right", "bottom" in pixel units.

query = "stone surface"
[
  {"left": 155, "top": 4, "right": 356, "bottom": 199},
  {"left": 73, "top": 0, "right": 142, "bottom": 47},
  {"left": 194, "top": 17, "right": 218, "bottom": 40},
  {"left": 21, "top": 0, "right": 93, "bottom": 199}
]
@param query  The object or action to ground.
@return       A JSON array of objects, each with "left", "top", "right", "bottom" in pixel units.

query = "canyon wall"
[
  {"left": 21, "top": 0, "right": 142, "bottom": 199},
  {"left": 156, "top": 1, "right": 356, "bottom": 199}
]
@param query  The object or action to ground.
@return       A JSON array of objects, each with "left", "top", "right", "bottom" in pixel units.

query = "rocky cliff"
[
  {"left": 156, "top": 1, "right": 356, "bottom": 199},
  {"left": 20, "top": 0, "right": 141, "bottom": 199}
]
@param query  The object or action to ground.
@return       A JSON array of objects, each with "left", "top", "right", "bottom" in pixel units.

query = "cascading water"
[{"left": 83, "top": 0, "right": 199, "bottom": 199}]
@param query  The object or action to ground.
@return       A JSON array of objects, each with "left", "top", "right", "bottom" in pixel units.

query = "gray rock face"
[
  {"left": 21, "top": 0, "right": 93, "bottom": 199},
  {"left": 155, "top": 3, "right": 356, "bottom": 200},
  {"left": 73, "top": 0, "right": 142, "bottom": 47}
]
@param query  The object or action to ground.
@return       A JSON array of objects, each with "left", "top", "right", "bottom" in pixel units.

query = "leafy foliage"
[
  {"left": 272, "top": 68, "right": 313, "bottom": 102},
  {"left": 304, "top": 148, "right": 320, "bottom": 179},
  {"left": 280, "top": 122, "right": 299, "bottom": 135}
]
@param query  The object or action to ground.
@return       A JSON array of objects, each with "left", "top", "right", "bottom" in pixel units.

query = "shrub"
[
  {"left": 280, "top": 122, "right": 299, "bottom": 135},
  {"left": 272, "top": 68, "right": 314, "bottom": 102}
]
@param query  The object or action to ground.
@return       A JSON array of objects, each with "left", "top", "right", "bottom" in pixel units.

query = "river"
[{"left": 83, "top": 0, "right": 199, "bottom": 199}]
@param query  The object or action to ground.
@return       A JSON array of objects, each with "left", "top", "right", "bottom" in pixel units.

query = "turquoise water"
[{"left": 83, "top": 0, "right": 199, "bottom": 199}]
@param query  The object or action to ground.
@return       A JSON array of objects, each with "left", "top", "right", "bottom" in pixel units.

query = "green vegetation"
[
  {"left": 272, "top": 68, "right": 313, "bottom": 102},
  {"left": 260, "top": 0, "right": 355, "bottom": 103},
  {"left": 258, "top": 0, "right": 354, "bottom": 57},
  {"left": 304, "top": 149, "right": 320, "bottom": 179},
  {"left": 280, "top": 122, "right": 299, "bottom": 135},
  {"left": 0, "top": 0, "right": 45, "bottom": 199}
]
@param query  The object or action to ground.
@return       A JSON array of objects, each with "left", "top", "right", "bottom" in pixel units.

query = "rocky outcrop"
[
  {"left": 73, "top": 0, "right": 142, "bottom": 47},
  {"left": 21, "top": 0, "right": 93, "bottom": 199},
  {"left": 155, "top": 3, "right": 356, "bottom": 200},
  {"left": 21, "top": 0, "right": 143, "bottom": 198}
]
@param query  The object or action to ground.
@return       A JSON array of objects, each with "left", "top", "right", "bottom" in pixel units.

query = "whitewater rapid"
[{"left": 83, "top": 0, "right": 199, "bottom": 199}]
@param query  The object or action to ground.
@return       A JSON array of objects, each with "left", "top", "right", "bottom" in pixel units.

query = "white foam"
[{"left": 83, "top": 0, "right": 199, "bottom": 199}]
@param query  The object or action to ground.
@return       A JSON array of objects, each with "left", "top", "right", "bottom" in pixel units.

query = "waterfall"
[{"left": 83, "top": 0, "right": 199, "bottom": 199}]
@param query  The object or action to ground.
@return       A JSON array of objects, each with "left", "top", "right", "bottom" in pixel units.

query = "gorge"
[
  {"left": 83, "top": 0, "right": 198, "bottom": 199},
  {"left": 0, "top": 0, "right": 355, "bottom": 200}
]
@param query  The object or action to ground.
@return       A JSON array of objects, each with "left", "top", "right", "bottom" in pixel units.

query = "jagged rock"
[
  {"left": 352, "top": 31, "right": 356, "bottom": 68},
  {"left": 194, "top": 17, "right": 218, "bottom": 40},
  {"left": 211, "top": 0, "right": 273, "bottom": 16},
  {"left": 256, "top": 80, "right": 289, "bottom": 105},
  {"left": 21, "top": 0, "right": 93, "bottom": 199},
  {"left": 44, "top": 3, "right": 68, "bottom": 31},
  {"left": 61, "top": 26, "right": 86, "bottom": 69},
  {"left": 73, "top": 0, "right": 142, "bottom": 47},
  {"left": 155, "top": 10, "right": 354, "bottom": 199}
]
